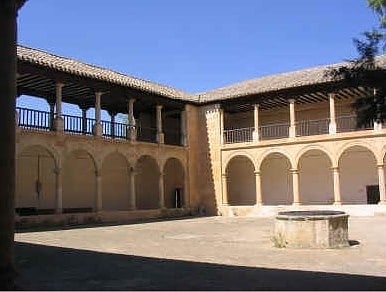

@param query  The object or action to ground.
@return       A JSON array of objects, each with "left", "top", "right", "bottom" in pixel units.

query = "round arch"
[
  {"left": 298, "top": 149, "right": 334, "bottom": 204},
  {"left": 339, "top": 145, "right": 378, "bottom": 204},
  {"left": 295, "top": 145, "right": 333, "bottom": 169},
  {"left": 260, "top": 152, "right": 292, "bottom": 205},
  {"left": 163, "top": 157, "right": 185, "bottom": 208},
  {"left": 258, "top": 148, "right": 294, "bottom": 171},
  {"left": 135, "top": 155, "right": 160, "bottom": 209},
  {"left": 226, "top": 155, "right": 256, "bottom": 206},
  {"left": 16, "top": 145, "right": 57, "bottom": 215},
  {"left": 224, "top": 151, "right": 257, "bottom": 173},
  {"left": 62, "top": 149, "right": 97, "bottom": 212},
  {"left": 101, "top": 152, "right": 130, "bottom": 211}
]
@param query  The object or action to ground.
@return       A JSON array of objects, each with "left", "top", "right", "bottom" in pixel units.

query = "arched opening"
[
  {"left": 16, "top": 145, "right": 56, "bottom": 215},
  {"left": 135, "top": 155, "right": 160, "bottom": 209},
  {"left": 226, "top": 156, "right": 256, "bottom": 206},
  {"left": 261, "top": 153, "right": 292, "bottom": 205},
  {"left": 298, "top": 149, "right": 333, "bottom": 204},
  {"left": 63, "top": 149, "right": 96, "bottom": 212},
  {"left": 164, "top": 158, "right": 185, "bottom": 208},
  {"left": 339, "top": 145, "right": 378, "bottom": 204},
  {"left": 101, "top": 152, "right": 130, "bottom": 211}
]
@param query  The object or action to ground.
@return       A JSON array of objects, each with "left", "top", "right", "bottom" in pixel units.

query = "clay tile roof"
[
  {"left": 194, "top": 55, "right": 386, "bottom": 103},
  {"left": 17, "top": 45, "right": 196, "bottom": 102}
]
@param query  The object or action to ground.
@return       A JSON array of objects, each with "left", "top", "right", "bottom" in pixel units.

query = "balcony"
[
  {"left": 16, "top": 107, "right": 183, "bottom": 146},
  {"left": 223, "top": 116, "right": 376, "bottom": 144}
]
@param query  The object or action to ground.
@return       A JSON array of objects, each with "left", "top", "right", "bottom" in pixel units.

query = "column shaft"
[
  {"left": 93, "top": 92, "right": 103, "bottom": 136},
  {"left": 253, "top": 104, "right": 260, "bottom": 142},
  {"left": 180, "top": 110, "right": 187, "bottom": 146},
  {"left": 332, "top": 167, "right": 342, "bottom": 205},
  {"left": 96, "top": 172, "right": 102, "bottom": 212},
  {"left": 81, "top": 108, "right": 87, "bottom": 134},
  {"left": 255, "top": 171, "right": 262, "bottom": 205},
  {"left": 329, "top": 93, "right": 337, "bottom": 134},
  {"left": 129, "top": 170, "right": 136, "bottom": 210},
  {"left": 222, "top": 174, "right": 228, "bottom": 205},
  {"left": 156, "top": 105, "right": 164, "bottom": 144},
  {"left": 55, "top": 167, "right": 63, "bottom": 214},
  {"left": 54, "top": 82, "right": 64, "bottom": 132},
  {"left": 128, "top": 99, "right": 136, "bottom": 141},
  {"left": 378, "top": 165, "right": 386, "bottom": 204},
  {"left": 291, "top": 169, "right": 300, "bottom": 205},
  {"left": 289, "top": 99, "right": 296, "bottom": 138},
  {"left": 159, "top": 172, "right": 165, "bottom": 208}
]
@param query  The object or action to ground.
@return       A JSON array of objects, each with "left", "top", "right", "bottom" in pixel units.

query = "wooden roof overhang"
[
  {"left": 216, "top": 80, "right": 377, "bottom": 113},
  {"left": 17, "top": 61, "right": 189, "bottom": 117}
]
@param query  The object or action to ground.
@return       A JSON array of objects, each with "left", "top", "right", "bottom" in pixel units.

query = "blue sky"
[
  {"left": 18, "top": 0, "right": 379, "bottom": 93},
  {"left": 17, "top": 0, "right": 379, "bottom": 118}
]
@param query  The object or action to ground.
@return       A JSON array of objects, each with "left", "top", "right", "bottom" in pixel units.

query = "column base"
[
  {"left": 54, "top": 117, "right": 64, "bottom": 132},
  {"left": 252, "top": 131, "right": 260, "bottom": 143},
  {"left": 93, "top": 122, "right": 103, "bottom": 137},
  {"left": 157, "top": 132, "right": 164, "bottom": 144},
  {"left": 378, "top": 201, "right": 386, "bottom": 205},
  {"left": 329, "top": 123, "right": 337, "bottom": 134},
  {"left": 289, "top": 126, "right": 296, "bottom": 139},
  {"left": 333, "top": 201, "right": 342, "bottom": 206},
  {"left": 292, "top": 202, "right": 301, "bottom": 206},
  {"left": 128, "top": 206, "right": 137, "bottom": 211}
]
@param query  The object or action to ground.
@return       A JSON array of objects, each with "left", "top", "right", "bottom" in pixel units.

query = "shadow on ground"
[{"left": 15, "top": 242, "right": 386, "bottom": 291}]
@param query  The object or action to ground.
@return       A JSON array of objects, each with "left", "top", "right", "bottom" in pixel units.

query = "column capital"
[
  {"left": 288, "top": 98, "right": 295, "bottom": 104},
  {"left": 55, "top": 81, "right": 65, "bottom": 88},
  {"left": 95, "top": 169, "right": 101, "bottom": 178},
  {"left": 254, "top": 103, "right": 260, "bottom": 109},
  {"left": 156, "top": 104, "right": 163, "bottom": 110},
  {"left": 289, "top": 168, "right": 299, "bottom": 174}
]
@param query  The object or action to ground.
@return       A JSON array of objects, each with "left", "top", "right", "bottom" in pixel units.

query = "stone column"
[
  {"left": 93, "top": 92, "right": 103, "bottom": 137},
  {"left": 253, "top": 104, "right": 260, "bottom": 142},
  {"left": 255, "top": 171, "right": 262, "bottom": 205},
  {"left": 290, "top": 168, "right": 300, "bottom": 205},
  {"left": 95, "top": 170, "right": 102, "bottom": 212},
  {"left": 329, "top": 93, "right": 337, "bottom": 134},
  {"left": 180, "top": 109, "right": 187, "bottom": 146},
  {"left": 222, "top": 173, "right": 228, "bottom": 205},
  {"left": 159, "top": 171, "right": 165, "bottom": 208},
  {"left": 156, "top": 105, "right": 164, "bottom": 144},
  {"left": 110, "top": 111, "right": 116, "bottom": 138},
  {"left": 48, "top": 100, "right": 55, "bottom": 131},
  {"left": 129, "top": 168, "right": 136, "bottom": 210},
  {"left": 54, "top": 166, "right": 62, "bottom": 214},
  {"left": 289, "top": 99, "right": 296, "bottom": 138},
  {"left": 377, "top": 164, "right": 386, "bottom": 204},
  {"left": 220, "top": 108, "right": 225, "bottom": 145},
  {"left": 54, "top": 82, "right": 64, "bottom": 132},
  {"left": 332, "top": 167, "right": 342, "bottom": 205},
  {"left": 127, "top": 98, "right": 136, "bottom": 141},
  {"left": 81, "top": 107, "right": 88, "bottom": 134}
]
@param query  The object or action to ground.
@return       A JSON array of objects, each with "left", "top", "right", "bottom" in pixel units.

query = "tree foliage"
[{"left": 325, "top": 2, "right": 386, "bottom": 128}]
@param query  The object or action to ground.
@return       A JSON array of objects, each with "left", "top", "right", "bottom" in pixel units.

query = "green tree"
[{"left": 326, "top": 1, "right": 386, "bottom": 128}]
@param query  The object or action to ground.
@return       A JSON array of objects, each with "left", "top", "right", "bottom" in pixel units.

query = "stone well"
[{"left": 273, "top": 210, "right": 349, "bottom": 249}]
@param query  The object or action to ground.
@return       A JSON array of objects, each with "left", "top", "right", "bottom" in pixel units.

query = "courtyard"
[{"left": 14, "top": 215, "right": 386, "bottom": 290}]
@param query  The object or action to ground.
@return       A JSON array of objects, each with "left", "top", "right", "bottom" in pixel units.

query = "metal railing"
[
  {"left": 336, "top": 115, "right": 374, "bottom": 133},
  {"left": 296, "top": 118, "right": 329, "bottom": 136},
  {"left": 259, "top": 123, "right": 289, "bottom": 140},
  {"left": 16, "top": 107, "right": 183, "bottom": 146},
  {"left": 17, "top": 107, "right": 51, "bottom": 131},
  {"left": 223, "top": 127, "right": 254, "bottom": 144}
]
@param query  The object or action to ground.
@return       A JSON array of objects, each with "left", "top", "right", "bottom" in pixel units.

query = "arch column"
[
  {"left": 331, "top": 167, "right": 342, "bottom": 205},
  {"left": 129, "top": 168, "right": 136, "bottom": 210},
  {"left": 222, "top": 173, "right": 228, "bottom": 205},
  {"left": 290, "top": 168, "right": 300, "bottom": 205},
  {"left": 253, "top": 104, "right": 260, "bottom": 142},
  {"left": 159, "top": 171, "right": 165, "bottom": 208},
  {"left": 95, "top": 169, "right": 102, "bottom": 212},
  {"left": 127, "top": 98, "right": 137, "bottom": 141},
  {"left": 254, "top": 170, "right": 262, "bottom": 206},
  {"left": 329, "top": 93, "right": 337, "bottom": 134},
  {"left": 289, "top": 99, "right": 296, "bottom": 138},
  {"left": 54, "top": 166, "right": 63, "bottom": 214},
  {"left": 377, "top": 164, "right": 386, "bottom": 204}
]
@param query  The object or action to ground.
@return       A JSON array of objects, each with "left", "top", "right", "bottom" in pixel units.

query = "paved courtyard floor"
[{"left": 15, "top": 216, "right": 386, "bottom": 290}]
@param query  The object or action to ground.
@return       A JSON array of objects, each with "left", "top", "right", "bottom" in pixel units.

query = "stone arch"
[
  {"left": 298, "top": 149, "right": 334, "bottom": 204},
  {"left": 260, "top": 152, "right": 293, "bottom": 205},
  {"left": 135, "top": 155, "right": 160, "bottom": 209},
  {"left": 17, "top": 142, "right": 59, "bottom": 169},
  {"left": 163, "top": 157, "right": 185, "bottom": 208},
  {"left": 224, "top": 151, "right": 257, "bottom": 173},
  {"left": 101, "top": 151, "right": 131, "bottom": 211},
  {"left": 336, "top": 141, "right": 379, "bottom": 166},
  {"left": 65, "top": 145, "right": 99, "bottom": 172},
  {"left": 225, "top": 155, "right": 256, "bottom": 206},
  {"left": 62, "top": 149, "right": 97, "bottom": 212},
  {"left": 16, "top": 145, "right": 57, "bottom": 214},
  {"left": 338, "top": 145, "right": 378, "bottom": 204},
  {"left": 258, "top": 148, "right": 294, "bottom": 171},
  {"left": 295, "top": 145, "right": 333, "bottom": 169}
]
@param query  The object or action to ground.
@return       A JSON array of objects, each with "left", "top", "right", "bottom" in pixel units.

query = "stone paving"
[{"left": 15, "top": 216, "right": 386, "bottom": 290}]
